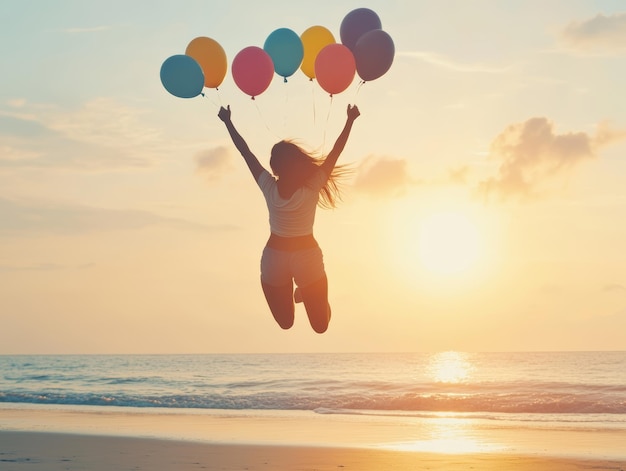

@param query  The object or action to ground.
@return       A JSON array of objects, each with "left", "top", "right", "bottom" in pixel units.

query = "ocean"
[{"left": 1, "top": 351, "right": 625, "bottom": 423}]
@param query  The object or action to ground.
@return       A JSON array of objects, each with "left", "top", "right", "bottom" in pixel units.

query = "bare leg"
[
  {"left": 300, "top": 275, "right": 331, "bottom": 334},
  {"left": 294, "top": 287, "right": 303, "bottom": 303},
  {"left": 261, "top": 279, "right": 295, "bottom": 330}
]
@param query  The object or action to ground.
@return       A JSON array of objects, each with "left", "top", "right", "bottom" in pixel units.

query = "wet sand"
[{"left": 1, "top": 405, "right": 625, "bottom": 470}]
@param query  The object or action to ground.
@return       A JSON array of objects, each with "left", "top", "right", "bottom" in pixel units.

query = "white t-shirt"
[{"left": 257, "top": 169, "right": 327, "bottom": 237}]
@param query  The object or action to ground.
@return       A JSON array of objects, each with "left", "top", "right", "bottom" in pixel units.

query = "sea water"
[
  {"left": 1, "top": 352, "right": 625, "bottom": 456},
  {"left": 1, "top": 351, "right": 625, "bottom": 418}
]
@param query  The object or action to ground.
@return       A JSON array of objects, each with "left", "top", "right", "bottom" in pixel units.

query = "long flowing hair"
[{"left": 270, "top": 140, "right": 351, "bottom": 209}]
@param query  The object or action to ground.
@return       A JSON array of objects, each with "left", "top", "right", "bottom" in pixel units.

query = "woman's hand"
[
  {"left": 218, "top": 105, "right": 231, "bottom": 123},
  {"left": 347, "top": 104, "right": 360, "bottom": 122}
]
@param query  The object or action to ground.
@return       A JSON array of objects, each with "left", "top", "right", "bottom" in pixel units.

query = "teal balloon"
[
  {"left": 160, "top": 55, "right": 204, "bottom": 98},
  {"left": 263, "top": 28, "right": 304, "bottom": 80}
]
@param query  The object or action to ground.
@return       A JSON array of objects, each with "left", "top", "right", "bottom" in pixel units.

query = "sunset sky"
[{"left": 1, "top": 0, "right": 626, "bottom": 354}]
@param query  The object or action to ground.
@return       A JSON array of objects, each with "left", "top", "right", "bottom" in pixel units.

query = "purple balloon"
[
  {"left": 354, "top": 29, "right": 395, "bottom": 82},
  {"left": 340, "top": 8, "right": 382, "bottom": 52}
]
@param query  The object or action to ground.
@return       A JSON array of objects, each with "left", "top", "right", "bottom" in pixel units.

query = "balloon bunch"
[
  {"left": 160, "top": 8, "right": 394, "bottom": 100},
  {"left": 160, "top": 37, "right": 227, "bottom": 98}
]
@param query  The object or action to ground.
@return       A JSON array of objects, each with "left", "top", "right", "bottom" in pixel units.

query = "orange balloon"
[
  {"left": 185, "top": 37, "right": 227, "bottom": 89},
  {"left": 300, "top": 26, "right": 335, "bottom": 80}
]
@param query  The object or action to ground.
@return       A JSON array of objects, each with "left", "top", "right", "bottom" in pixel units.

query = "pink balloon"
[
  {"left": 314, "top": 44, "right": 356, "bottom": 96},
  {"left": 231, "top": 46, "right": 274, "bottom": 98},
  {"left": 354, "top": 29, "right": 395, "bottom": 81}
]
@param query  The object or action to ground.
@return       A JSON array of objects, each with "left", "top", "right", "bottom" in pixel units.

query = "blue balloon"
[
  {"left": 263, "top": 28, "right": 304, "bottom": 80},
  {"left": 160, "top": 55, "right": 204, "bottom": 98}
]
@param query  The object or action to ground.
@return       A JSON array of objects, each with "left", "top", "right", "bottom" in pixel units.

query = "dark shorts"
[{"left": 260, "top": 234, "right": 325, "bottom": 288}]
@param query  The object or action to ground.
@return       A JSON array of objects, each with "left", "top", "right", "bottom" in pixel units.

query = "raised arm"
[
  {"left": 320, "top": 104, "right": 360, "bottom": 176},
  {"left": 218, "top": 105, "right": 265, "bottom": 181}
]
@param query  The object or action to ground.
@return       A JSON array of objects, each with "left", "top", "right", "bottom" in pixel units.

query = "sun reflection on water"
[
  {"left": 427, "top": 351, "right": 473, "bottom": 384},
  {"left": 379, "top": 352, "right": 502, "bottom": 454},
  {"left": 383, "top": 417, "right": 504, "bottom": 454}
]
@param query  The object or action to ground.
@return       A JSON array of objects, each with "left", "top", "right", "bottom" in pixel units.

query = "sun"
[
  {"left": 385, "top": 195, "right": 496, "bottom": 285},
  {"left": 386, "top": 201, "right": 488, "bottom": 282},
  {"left": 416, "top": 211, "right": 482, "bottom": 276}
]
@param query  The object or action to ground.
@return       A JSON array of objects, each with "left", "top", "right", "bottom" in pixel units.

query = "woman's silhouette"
[{"left": 218, "top": 104, "right": 360, "bottom": 333}]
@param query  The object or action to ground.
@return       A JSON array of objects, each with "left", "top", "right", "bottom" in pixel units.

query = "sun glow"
[
  {"left": 417, "top": 211, "right": 482, "bottom": 276},
  {"left": 387, "top": 201, "right": 489, "bottom": 282},
  {"left": 384, "top": 416, "right": 505, "bottom": 454}
]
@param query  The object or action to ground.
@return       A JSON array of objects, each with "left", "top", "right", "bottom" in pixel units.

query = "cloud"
[
  {"left": 477, "top": 117, "right": 626, "bottom": 200},
  {"left": 603, "top": 283, "right": 626, "bottom": 293},
  {"left": 0, "top": 98, "right": 167, "bottom": 171},
  {"left": 448, "top": 166, "right": 470, "bottom": 185},
  {"left": 60, "top": 26, "right": 113, "bottom": 34},
  {"left": 594, "top": 120, "right": 626, "bottom": 146},
  {"left": 195, "top": 146, "right": 233, "bottom": 182},
  {"left": 398, "top": 51, "right": 512, "bottom": 73},
  {"left": 0, "top": 262, "right": 95, "bottom": 273},
  {"left": 0, "top": 197, "right": 236, "bottom": 236},
  {"left": 0, "top": 113, "right": 143, "bottom": 170},
  {"left": 352, "top": 155, "right": 414, "bottom": 197},
  {"left": 560, "top": 12, "right": 626, "bottom": 54}
]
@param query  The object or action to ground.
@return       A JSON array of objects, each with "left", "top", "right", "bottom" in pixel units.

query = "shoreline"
[
  {"left": 1, "top": 430, "right": 625, "bottom": 471},
  {"left": 1, "top": 404, "right": 626, "bottom": 462}
]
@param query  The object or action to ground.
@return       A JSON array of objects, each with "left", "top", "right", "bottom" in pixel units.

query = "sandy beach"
[
  {"left": 2, "top": 431, "right": 626, "bottom": 471},
  {"left": 1, "top": 405, "right": 625, "bottom": 470}
]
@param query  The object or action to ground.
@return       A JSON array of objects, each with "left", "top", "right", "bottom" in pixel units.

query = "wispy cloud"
[
  {"left": 0, "top": 99, "right": 168, "bottom": 171},
  {"left": 603, "top": 283, "right": 626, "bottom": 293},
  {"left": 398, "top": 51, "right": 513, "bottom": 73},
  {"left": 353, "top": 155, "right": 415, "bottom": 198},
  {"left": 448, "top": 165, "right": 470, "bottom": 185},
  {"left": 0, "top": 197, "right": 236, "bottom": 236},
  {"left": 477, "top": 118, "right": 626, "bottom": 200},
  {"left": 0, "top": 262, "right": 95, "bottom": 273},
  {"left": 560, "top": 12, "right": 626, "bottom": 55},
  {"left": 195, "top": 146, "right": 233, "bottom": 182},
  {"left": 59, "top": 26, "right": 114, "bottom": 34},
  {"left": 46, "top": 98, "right": 162, "bottom": 155}
]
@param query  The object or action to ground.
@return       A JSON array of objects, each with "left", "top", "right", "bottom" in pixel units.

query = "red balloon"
[
  {"left": 354, "top": 29, "right": 395, "bottom": 81},
  {"left": 314, "top": 44, "right": 356, "bottom": 96},
  {"left": 340, "top": 8, "right": 382, "bottom": 52},
  {"left": 231, "top": 46, "right": 274, "bottom": 98}
]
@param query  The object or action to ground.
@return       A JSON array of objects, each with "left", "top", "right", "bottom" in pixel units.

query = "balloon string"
[
  {"left": 326, "top": 95, "right": 333, "bottom": 126},
  {"left": 283, "top": 81, "right": 289, "bottom": 136},
  {"left": 311, "top": 79, "right": 316, "bottom": 129},
  {"left": 353, "top": 80, "right": 365, "bottom": 104},
  {"left": 201, "top": 88, "right": 221, "bottom": 108},
  {"left": 254, "top": 99, "right": 279, "bottom": 140},
  {"left": 322, "top": 94, "right": 334, "bottom": 154}
]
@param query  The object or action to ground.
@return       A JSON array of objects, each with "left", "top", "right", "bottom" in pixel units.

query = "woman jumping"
[{"left": 217, "top": 104, "right": 360, "bottom": 333}]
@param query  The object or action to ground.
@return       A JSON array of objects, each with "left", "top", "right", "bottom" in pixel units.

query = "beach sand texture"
[
  {"left": 2, "top": 406, "right": 626, "bottom": 471},
  {"left": 1, "top": 431, "right": 626, "bottom": 471}
]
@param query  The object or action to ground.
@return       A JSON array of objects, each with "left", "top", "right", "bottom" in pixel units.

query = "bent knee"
[
  {"left": 276, "top": 317, "right": 295, "bottom": 330},
  {"left": 270, "top": 306, "right": 295, "bottom": 330},
  {"left": 308, "top": 304, "right": 331, "bottom": 334},
  {"left": 311, "top": 321, "right": 329, "bottom": 334}
]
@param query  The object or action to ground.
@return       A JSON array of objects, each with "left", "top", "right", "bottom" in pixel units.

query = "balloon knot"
[
  {"left": 251, "top": 96, "right": 256, "bottom": 101},
  {"left": 200, "top": 92, "right": 205, "bottom": 97},
  {"left": 284, "top": 77, "right": 288, "bottom": 83}
]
